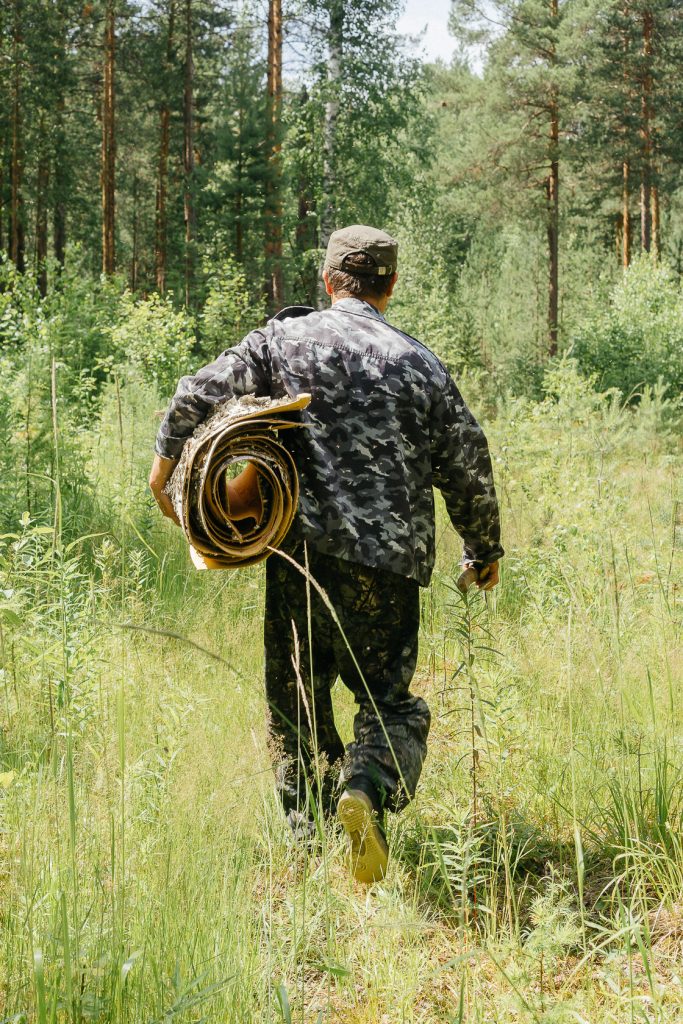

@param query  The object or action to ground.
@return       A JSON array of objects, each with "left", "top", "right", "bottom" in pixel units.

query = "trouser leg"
[
  {"left": 328, "top": 560, "right": 431, "bottom": 813},
  {"left": 264, "top": 548, "right": 345, "bottom": 820}
]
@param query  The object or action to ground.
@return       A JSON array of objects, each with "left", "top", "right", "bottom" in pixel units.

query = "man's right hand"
[
  {"left": 149, "top": 453, "right": 181, "bottom": 526},
  {"left": 457, "top": 560, "right": 500, "bottom": 594},
  {"left": 476, "top": 561, "right": 500, "bottom": 591}
]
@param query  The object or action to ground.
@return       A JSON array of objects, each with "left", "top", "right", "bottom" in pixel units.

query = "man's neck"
[{"left": 330, "top": 294, "right": 387, "bottom": 316}]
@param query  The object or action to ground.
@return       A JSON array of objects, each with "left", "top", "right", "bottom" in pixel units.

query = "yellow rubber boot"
[{"left": 337, "top": 788, "right": 388, "bottom": 884}]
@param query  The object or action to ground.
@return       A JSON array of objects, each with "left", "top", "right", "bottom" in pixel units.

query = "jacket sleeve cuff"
[
  {"left": 462, "top": 544, "right": 505, "bottom": 567},
  {"left": 154, "top": 433, "right": 187, "bottom": 460}
]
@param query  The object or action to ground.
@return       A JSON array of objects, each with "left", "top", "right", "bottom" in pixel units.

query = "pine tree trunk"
[
  {"left": 183, "top": 0, "right": 195, "bottom": 306},
  {"left": 546, "top": 133, "right": 559, "bottom": 358},
  {"left": 622, "top": 160, "right": 631, "bottom": 268},
  {"left": 317, "top": 0, "right": 342, "bottom": 308},
  {"left": 101, "top": 0, "right": 116, "bottom": 275},
  {"left": 265, "top": 0, "right": 284, "bottom": 311},
  {"left": 155, "top": 0, "right": 175, "bottom": 294},
  {"left": 640, "top": 8, "right": 653, "bottom": 253},
  {"left": 546, "top": 0, "right": 559, "bottom": 358},
  {"left": 131, "top": 172, "right": 139, "bottom": 290},
  {"left": 10, "top": 0, "right": 25, "bottom": 273},
  {"left": 156, "top": 106, "right": 170, "bottom": 293},
  {"left": 651, "top": 182, "right": 660, "bottom": 258},
  {"left": 53, "top": 0, "right": 67, "bottom": 265},
  {"left": 618, "top": 15, "right": 631, "bottom": 270},
  {"left": 36, "top": 124, "right": 49, "bottom": 296}
]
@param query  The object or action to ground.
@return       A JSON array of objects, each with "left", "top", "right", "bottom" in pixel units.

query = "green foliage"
[
  {"left": 389, "top": 225, "right": 485, "bottom": 381},
  {"left": 523, "top": 877, "right": 583, "bottom": 965},
  {"left": 201, "top": 11, "right": 268, "bottom": 287},
  {"left": 0, "top": 314, "right": 681, "bottom": 1020},
  {"left": 107, "top": 291, "right": 195, "bottom": 398},
  {"left": 0, "top": 256, "right": 42, "bottom": 348},
  {"left": 42, "top": 255, "right": 125, "bottom": 377},
  {"left": 4, "top": 4, "right": 683, "bottom": 1016},
  {"left": 571, "top": 257, "right": 683, "bottom": 400},
  {"left": 300, "top": 0, "right": 427, "bottom": 229},
  {"left": 200, "top": 257, "right": 266, "bottom": 358},
  {"left": 0, "top": 265, "right": 201, "bottom": 535}
]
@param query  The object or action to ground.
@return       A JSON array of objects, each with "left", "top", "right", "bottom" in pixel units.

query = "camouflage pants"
[{"left": 264, "top": 543, "right": 431, "bottom": 822}]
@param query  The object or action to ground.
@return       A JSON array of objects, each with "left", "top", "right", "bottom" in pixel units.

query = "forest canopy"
[{"left": 2, "top": 0, "right": 683, "bottom": 392}]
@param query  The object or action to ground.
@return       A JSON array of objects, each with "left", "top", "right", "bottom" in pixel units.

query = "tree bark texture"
[
  {"left": 53, "top": 104, "right": 67, "bottom": 265},
  {"left": 622, "top": 160, "right": 631, "bottom": 268},
  {"left": 36, "top": 124, "right": 50, "bottom": 296},
  {"left": 183, "top": 0, "right": 195, "bottom": 306},
  {"left": 131, "top": 172, "right": 139, "bottom": 290},
  {"left": 155, "top": 0, "right": 175, "bottom": 294},
  {"left": 101, "top": 0, "right": 116, "bottom": 275},
  {"left": 10, "top": 0, "right": 25, "bottom": 272},
  {"left": 639, "top": 8, "right": 653, "bottom": 253},
  {"left": 651, "top": 183, "right": 660, "bottom": 258},
  {"left": 546, "top": 0, "right": 559, "bottom": 358},
  {"left": 156, "top": 105, "right": 170, "bottom": 293},
  {"left": 53, "top": 0, "right": 68, "bottom": 265},
  {"left": 265, "top": 0, "right": 284, "bottom": 311},
  {"left": 235, "top": 145, "right": 243, "bottom": 263},
  {"left": 293, "top": 88, "right": 316, "bottom": 305},
  {"left": 317, "top": 0, "right": 342, "bottom": 308}
]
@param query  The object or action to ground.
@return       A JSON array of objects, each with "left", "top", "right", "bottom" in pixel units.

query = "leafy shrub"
[
  {"left": 42, "top": 255, "right": 124, "bottom": 377},
  {"left": 108, "top": 291, "right": 196, "bottom": 399},
  {"left": 389, "top": 227, "right": 488, "bottom": 382},
  {"left": 200, "top": 257, "right": 265, "bottom": 359},
  {"left": 0, "top": 255, "right": 42, "bottom": 350},
  {"left": 570, "top": 256, "right": 683, "bottom": 400}
]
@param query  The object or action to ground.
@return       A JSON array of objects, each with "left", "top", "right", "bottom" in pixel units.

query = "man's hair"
[{"left": 325, "top": 252, "right": 395, "bottom": 300}]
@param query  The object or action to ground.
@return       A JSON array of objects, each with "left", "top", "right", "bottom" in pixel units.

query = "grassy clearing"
[{"left": 1, "top": 362, "right": 681, "bottom": 1023}]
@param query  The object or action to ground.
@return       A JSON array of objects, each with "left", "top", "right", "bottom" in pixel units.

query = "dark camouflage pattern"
[
  {"left": 264, "top": 542, "right": 430, "bottom": 821},
  {"left": 155, "top": 297, "right": 504, "bottom": 586}
]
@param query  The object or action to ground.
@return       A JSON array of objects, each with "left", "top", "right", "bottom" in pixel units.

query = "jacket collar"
[{"left": 330, "top": 297, "right": 385, "bottom": 321}]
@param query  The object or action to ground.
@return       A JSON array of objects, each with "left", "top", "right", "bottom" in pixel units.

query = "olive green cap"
[{"left": 325, "top": 224, "right": 398, "bottom": 277}]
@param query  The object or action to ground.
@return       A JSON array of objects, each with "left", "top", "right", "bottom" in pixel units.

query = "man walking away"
[{"left": 149, "top": 225, "right": 503, "bottom": 883}]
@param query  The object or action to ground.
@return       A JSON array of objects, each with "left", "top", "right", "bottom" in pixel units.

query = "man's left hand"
[{"left": 149, "top": 453, "right": 181, "bottom": 526}]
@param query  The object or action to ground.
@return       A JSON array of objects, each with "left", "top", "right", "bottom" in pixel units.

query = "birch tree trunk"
[
  {"left": 317, "top": 0, "right": 342, "bottom": 308},
  {"left": 265, "top": 0, "right": 284, "bottom": 310}
]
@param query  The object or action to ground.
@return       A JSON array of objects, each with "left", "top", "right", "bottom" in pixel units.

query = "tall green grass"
[{"left": 0, "top": 354, "right": 681, "bottom": 1022}]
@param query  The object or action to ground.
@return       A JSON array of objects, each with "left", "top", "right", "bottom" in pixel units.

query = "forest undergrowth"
[
  {"left": 0, "top": 284, "right": 682, "bottom": 1021},
  {"left": 1, "top": 348, "right": 679, "bottom": 1019}
]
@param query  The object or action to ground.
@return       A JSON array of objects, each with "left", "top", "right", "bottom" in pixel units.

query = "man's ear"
[
  {"left": 322, "top": 269, "right": 334, "bottom": 297},
  {"left": 386, "top": 272, "right": 398, "bottom": 298}
]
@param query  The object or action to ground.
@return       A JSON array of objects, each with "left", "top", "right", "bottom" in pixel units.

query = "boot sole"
[{"left": 337, "top": 789, "right": 388, "bottom": 884}]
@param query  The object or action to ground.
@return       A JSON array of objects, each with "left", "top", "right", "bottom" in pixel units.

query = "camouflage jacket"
[{"left": 155, "top": 297, "right": 504, "bottom": 586}]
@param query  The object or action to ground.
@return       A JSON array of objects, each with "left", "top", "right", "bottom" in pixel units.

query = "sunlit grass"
[{"left": 1, "top": 363, "right": 681, "bottom": 1022}]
